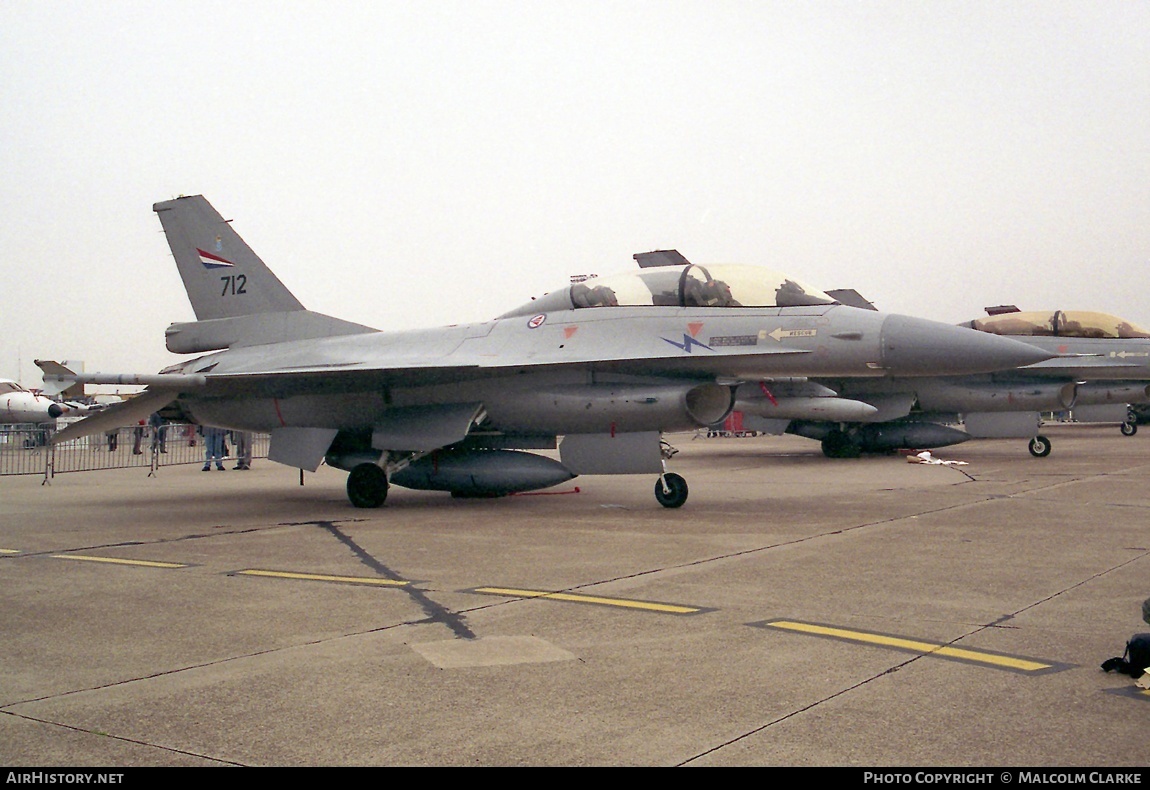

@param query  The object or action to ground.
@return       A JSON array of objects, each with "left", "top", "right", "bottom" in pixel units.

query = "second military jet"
[{"left": 737, "top": 306, "right": 1150, "bottom": 458}]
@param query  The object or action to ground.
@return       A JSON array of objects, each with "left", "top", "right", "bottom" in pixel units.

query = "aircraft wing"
[
  {"left": 196, "top": 347, "right": 813, "bottom": 385},
  {"left": 44, "top": 345, "right": 812, "bottom": 401},
  {"left": 40, "top": 343, "right": 813, "bottom": 443}
]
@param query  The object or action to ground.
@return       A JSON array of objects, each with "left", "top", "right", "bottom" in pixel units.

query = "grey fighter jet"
[
  {"left": 40, "top": 196, "right": 1054, "bottom": 507},
  {"left": 737, "top": 307, "right": 1150, "bottom": 458}
]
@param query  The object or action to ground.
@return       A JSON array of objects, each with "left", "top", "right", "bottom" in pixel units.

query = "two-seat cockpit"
[
  {"left": 500, "top": 263, "right": 836, "bottom": 319},
  {"left": 963, "top": 310, "right": 1150, "bottom": 339}
]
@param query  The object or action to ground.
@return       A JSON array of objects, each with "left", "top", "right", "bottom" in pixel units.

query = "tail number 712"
[{"left": 221, "top": 274, "right": 248, "bottom": 296}]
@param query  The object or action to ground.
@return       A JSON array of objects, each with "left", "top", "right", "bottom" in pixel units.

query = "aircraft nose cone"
[{"left": 880, "top": 314, "right": 1054, "bottom": 375}]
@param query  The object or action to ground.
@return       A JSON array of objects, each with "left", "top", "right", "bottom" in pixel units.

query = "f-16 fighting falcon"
[
  {"left": 40, "top": 196, "right": 1055, "bottom": 508},
  {"left": 736, "top": 305, "right": 1150, "bottom": 458}
]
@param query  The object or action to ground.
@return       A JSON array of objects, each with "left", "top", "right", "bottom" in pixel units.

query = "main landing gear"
[
  {"left": 344, "top": 449, "right": 691, "bottom": 509},
  {"left": 821, "top": 429, "right": 861, "bottom": 459},
  {"left": 347, "top": 463, "right": 389, "bottom": 508}
]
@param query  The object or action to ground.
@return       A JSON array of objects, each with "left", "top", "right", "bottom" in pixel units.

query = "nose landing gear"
[
  {"left": 1027, "top": 435, "right": 1051, "bottom": 458},
  {"left": 655, "top": 472, "right": 688, "bottom": 508},
  {"left": 654, "top": 438, "right": 688, "bottom": 507}
]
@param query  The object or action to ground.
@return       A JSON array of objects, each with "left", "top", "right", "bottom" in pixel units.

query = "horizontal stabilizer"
[
  {"left": 51, "top": 390, "right": 177, "bottom": 444},
  {"left": 165, "top": 310, "right": 378, "bottom": 353}
]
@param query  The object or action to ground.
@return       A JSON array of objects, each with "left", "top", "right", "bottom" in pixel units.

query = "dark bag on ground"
[{"left": 1101, "top": 633, "right": 1150, "bottom": 678}]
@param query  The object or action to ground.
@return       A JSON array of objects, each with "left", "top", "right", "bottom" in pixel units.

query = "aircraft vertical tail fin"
[
  {"left": 153, "top": 195, "right": 305, "bottom": 321},
  {"left": 154, "top": 195, "right": 377, "bottom": 353}
]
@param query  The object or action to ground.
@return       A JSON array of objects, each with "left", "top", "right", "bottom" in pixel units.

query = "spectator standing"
[{"left": 200, "top": 425, "right": 227, "bottom": 471}]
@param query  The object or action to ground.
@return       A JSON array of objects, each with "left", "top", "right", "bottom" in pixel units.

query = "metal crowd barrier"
[{"left": 0, "top": 423, "right": 270, "bottom": 482}]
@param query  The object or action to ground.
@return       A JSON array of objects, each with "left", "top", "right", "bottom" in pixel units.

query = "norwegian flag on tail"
[{"left": 197, "top": 248, "right": 235, "bottom": 269}]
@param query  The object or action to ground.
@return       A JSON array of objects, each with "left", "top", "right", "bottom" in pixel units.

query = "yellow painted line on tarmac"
[
  {"left": 471, "top": 586, "right": 706, "bottom": 615},
  {"left": 0, "top": 549, "right": 20, "bottom": 554},
  {"left": 235, "top": 569, "right": 409, "bottom": 587},
  {"left": 51, "top": 554, "right": 187, "bottom": 569},
  {"left": 758, "top": 619, "right": 1069, "bottom": 674}
]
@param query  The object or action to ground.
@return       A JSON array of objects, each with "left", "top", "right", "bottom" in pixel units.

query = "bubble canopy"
[
  {"left": 965, "top": 310, "right": 1150, "bottom": 339},
  {"left": 501, "top": 263, "right": 836, "bottom": 318}
]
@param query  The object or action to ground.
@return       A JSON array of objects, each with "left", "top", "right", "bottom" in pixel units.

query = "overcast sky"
[{"left": 2, "top": 1, "right": 1148, "bottom": 387}]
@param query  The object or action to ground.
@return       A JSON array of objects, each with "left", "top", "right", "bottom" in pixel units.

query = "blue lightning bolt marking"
[{"left": 662, "top": 334, "right": 714, "bottom": 353}]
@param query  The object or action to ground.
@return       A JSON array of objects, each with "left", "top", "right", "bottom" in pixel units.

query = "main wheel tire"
[
  {"left": 821, "top": 430, "right": 861, "bottom": 459},
  {"left": 1028, "top": 435, "right": 1052, "bottom": 458},
  {"left": 1121, "top": 421, "right": 1137, "bottom": 437},
  {"left": 654, "top": 472, "right": 689, "bottom": 508},
  {"left": 347, "top": 463, "right": 388, "bottom": 508}
]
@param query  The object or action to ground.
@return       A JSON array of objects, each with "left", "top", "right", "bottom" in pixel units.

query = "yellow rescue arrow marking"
[{"left": 762, "top": 328, "right": 818, "bottom": 342}]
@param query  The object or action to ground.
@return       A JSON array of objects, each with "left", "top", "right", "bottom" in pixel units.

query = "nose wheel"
[
  {"left": 1027, "top": 435, "right": 1051, "bottom": 458},
  {"left": 655, "top": 472, "right": 688, "bottom": 508}
]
